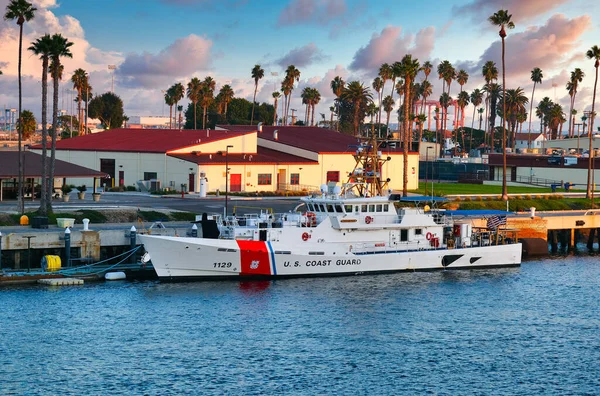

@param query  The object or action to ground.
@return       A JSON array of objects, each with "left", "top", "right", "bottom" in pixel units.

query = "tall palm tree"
[
  {"left": 503, "top": 87, "right": 528, "bottom": 149},
  {"left": 219, "top": 84, "right": 234, "bottom": 120},
  {"left": 187, "top": 77, "right": 202, "bottom": 129},
  {"left": 372, "top": 77, "right": 383, "bottom": 125},
  {"left": 470, "top": 89, "right": 484, "bottom": 150},
  {"left": 48, "top": 33, "right": 73, "bottom": 212},
  {"left": 272, "top": 91, "right": 281, "bottom": 125},
  {"left": 4, "top": 0, "right": 36, "bottom": 215},
  {"left": 399, "top": 54, "right": 420, "bottom": 196},
  {"left": 547, "top": 103, "right": 565, "bottom": 140},
  {"left": 250, "top": 64, "right": 264, "bottom": 125},
  {"left": 28, "top": 34, "right": 52, "bottom": 215},
  {"left": 164, "top": 89, "right": 175, "bottom": 128},
  {"left": 489, "top": 9, "right": 515, "bottom": 201},
  {"left": 341, "top": 81, "right": 372, "bottom": 136},
  {"left": 390, "top": 61, "right": 402, "bottom": 100},
  {"left": 536, "top": 96, "right": 553, "bottom": 138},
  {"left": 456, "top": 69, "right": 469, "bottom": 127},
  {"left": 586, "top": 45, "right": 600, "bottom": 200},
  {"left": 281, "top": 77, "right": 293, "bottom": 126},
  {"left": 478, "top": 108, "right": 484, "bottom": 131},
  {"left": 301, "top": 87, "right": 311, "bottom": 124},
  {"left": 382, "top": 95, "right": 394, "bottom": 134},
  {"left": 527, "top": 67, "right": 543, "bottom": 148},
  {"left": 171, "top": 82, "right": 185, "bottom": 128},
  {"left": 419, "top": 80, "right": 433, "bottom": 118},
  {"left": 567, "top": 68, "right": 585, "bottom": 138},
  {"left": 378, "top": 63, "right": 393, "bottom": 120},
  {"left": 71, "top": 68, "right": 88, "bottom": 135},
  {"left": 330, "top": 76, "right": 345, "bottom": 130},
  {"left": 366, "top": 101, "right": 378, "bottom": 135},
  {"left": 329, "top": 105, "right": 335, "bottom": 128}
]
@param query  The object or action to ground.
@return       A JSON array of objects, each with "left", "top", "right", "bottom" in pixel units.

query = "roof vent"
[
  {"left": 209, "top": 154, "right": 212, "bottom": 160},
  {"left": 206, "top": 130, "right": 210, "bottom": 138},
  {"left": 257, "top": 122, "right": 263, "bottom": 132},
  {"left": 249, "top": 155, "right": 253, "bottom": 162},
  {"left": 273, "top": 129, "right": 278, "bottom": 140}
]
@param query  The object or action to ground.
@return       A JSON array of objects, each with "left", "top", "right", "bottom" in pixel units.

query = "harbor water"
[{"left": 1, "top": 256, "right": 599, "bottom": 395}]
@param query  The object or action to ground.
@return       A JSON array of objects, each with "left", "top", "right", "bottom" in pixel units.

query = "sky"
[{"left": 0, "top": 0, "right": 599, "bottom": 128}]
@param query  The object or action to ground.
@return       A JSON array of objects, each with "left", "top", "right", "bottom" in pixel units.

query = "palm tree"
[
  {"left": 341, "top": 81, "right": 372, "bottom": 136},
  {"left": 567, "top": 68, "right": 585, "bottom": 137},
  {"left": 164, "top": 89, "right": 175, "bottom": 128},
  {"left": 382, "top": 95, "right": 394, "bottom": 133},
  {"left": 482, "top": 60, "right": 499, "bottom": 149},
  {"left": 284, "top": 65, "right": 300, "bottom": 125},
  {"left": 366, "top": 101, "right": 378, "bottom": 135},
  {"left": 219, "top": 84, "right": 234, "bottom": 120},
  {"left": 18, "top": 110, "right": 36, "bottom": 140},
  {"left": 503, "top": 87, "right": 528, "bottom": 149},
  {"left": 456, "top": 69, "right": 469, "bottom": 127},
  {"left": 586, "top": 45, "right": 600, "bottom": 199},
  {"left": 372, "top": 77, "right": 383, "bottom": 125},
  {"left": 398, "top": 55, "right": 420, "bottom": 196},
  {"left": 419, "top": 80, "right": 433, "bottom": 117},
  {"left": 28, "top": 34, "right": 52, "bottom": 215},
  {"left": 4, "top": 0, "right": 36, "bottom": 215},
  {"left": 478, "top": 108, "right": 484, "bottom": 131},
  {"left": 272, "top": 91, "right": 281, "bottom": 125},
  {"left": 527, "top": 67, "right": 543, "bottom": 148},
  {"left": 71, "top": 68, "right": 88, "bottom": 135},
  {"left": 329, "top": 105, "right": 335, "bottom": 128},
  {"left": 390, "top": 61, "right": 402, "bottom": 100},
  {"left": 330, "top": 76, "right": 345, "bottom": 130},
  {"left": 171, "top": 82, "right": 185, "bottom": 128},
  {"left": 311, "top": 88, "right": 321, "bottom": 127},
  {"left": 439, "top": 93, "right": 452, "bottom": 157},
  {"left": 48, "top": 33, "right": 73, "bottom": 212},
  {"left": 489, "top": 9, "right": 515, "bottom": 201},
  {"left": 301, "top": 87, "right": 311, "bottom": 124},
  {"left": 187, "top": 77, "right": 202, "bottom": 129},
  {"left": 457, "top": 91, "right": 470, "bottom": 153},
  {"left": 250, "top": 64, "right": 264, "bottom": 125},
  {"left": 281, "top": 77, "right": 293, "bottom": 126},
  {"left": 547, "top": 103, "right": 565, "bottom": 140},
  {"left": 536, "top": 96, "right": 553, "bottom": 138},
  {"left": 199, "top": 82, "right": 214, "bottom": 129},
  {"left": 470, "top": 89, "right": 484, "bottom": 150}
]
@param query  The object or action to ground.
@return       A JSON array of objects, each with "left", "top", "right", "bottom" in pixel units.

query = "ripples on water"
[{"left": 1, "top": 256, "right": 599, "bottom": 395}]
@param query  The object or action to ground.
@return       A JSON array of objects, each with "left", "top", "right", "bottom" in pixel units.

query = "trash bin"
[
  {"left": 31, "top": 216, "right": 48, "bottom": 229},
  {"left": 551, "top": 184, "right": 557, "bottom": 193},
  {"left": 564, "top": 182, "right": 571, "bottom": 191}
]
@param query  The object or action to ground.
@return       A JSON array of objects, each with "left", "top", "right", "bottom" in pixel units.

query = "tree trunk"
[
  {"left": 169, "top": 106, "right": 172, "bottom": 128},
  {"left": 39, "top": 57, "right": 49, "bottom": 216},
  {"left": 587, "top": 64, "right": 598, "bottom": 199},
  {"left": 501, "top": 36, "right": 508, "bottom": 201},
  {"left": 402, "top": 79, "right": 411, "bottom": 197},
  {"left": 528, "top": 82, "right": 536, "bottom": 149},
  {"left": 273, "top": 99, "right": 278, "bottom": 125},
  {"left": 77, "top": 91, "right": 82, "bottom": 135},
  {"left": 194, "top": 101, "right": 197, "bottom": 130},
  {"left": 47, "top": 58, "right": 60, "bottom": 213},
  {"left": 568, "top": 95, "right": 574, "bottom": 138},
  {"left": 203, "top": 106, "right": 207, "bottom": 129},
  {"left": 251, "top": 84, "right": 257, "bottom": 125},
  {"left": 17, "top": 23, "right": 24, "bottom": 215},
  {"left": 311, "top": 104, "right": 315, "bottom": 127}
]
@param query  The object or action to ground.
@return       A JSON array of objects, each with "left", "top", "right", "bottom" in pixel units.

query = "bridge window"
[
  {"left": 361, "top": 204, "right": 367, "bottom": 212},
  {"left": 335, "top": 205, "right": 343, "bottom": 213},
  {"left": 383, "top": 204, "right": 389, "bottom": 212},
  {"left": 369, "top": 205, "right": 375, "bottom": 212},
  {"left": 401, "top": 229, "right": 408, "bottom": 241},
  {"left": 376, "top": 204, "right": 382, "bottom": 212},
  {"left": 320, "top": 204, "right": 327, "bottom": 212},
  {"left": 344, "top": 205, "right": 352, "bottom": 213},
  {"left": 415, "top": 228, "right": 422, "bottom": 235}
]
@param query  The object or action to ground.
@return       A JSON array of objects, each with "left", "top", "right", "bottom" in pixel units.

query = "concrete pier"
[{"left": 38, "top": 278, "right": 84, "bottom": 286}]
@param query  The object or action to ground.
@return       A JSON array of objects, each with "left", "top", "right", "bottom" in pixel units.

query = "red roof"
[
  {"left": 168, "top": 147, "right": 317, "bottom": 165},
  {"left": 31, "top": 128, "right": 253, "bottom": 153},
  {"left": 217, "top": 125, "right": 407, "bottom": 154},
  {"left": 0, "top": 151, "right": 107, "bottom": 178},
  {"left": 515, "top": 133, "right": 544, "bottom": 141}
]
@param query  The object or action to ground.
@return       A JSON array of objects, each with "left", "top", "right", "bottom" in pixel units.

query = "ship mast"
[{"left": 343, "top": 131, "right": 397, "bottom": 197}]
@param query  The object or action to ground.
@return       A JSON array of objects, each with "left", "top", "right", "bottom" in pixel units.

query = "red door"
[
  {"left": 230, "top": 174, "right": 242, "bottom": 192},
  {"left": 188, "top": 173, "right": 195, "bottom": 192}
]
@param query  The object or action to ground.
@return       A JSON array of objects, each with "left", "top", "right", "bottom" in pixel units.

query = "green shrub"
[{"left": 126, "top": 186, "right": 137, "bottom": 192}]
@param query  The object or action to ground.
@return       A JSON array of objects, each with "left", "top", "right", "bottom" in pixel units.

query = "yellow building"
[{"left": 32, "top": 126, "right": 419, "bottom": 193}]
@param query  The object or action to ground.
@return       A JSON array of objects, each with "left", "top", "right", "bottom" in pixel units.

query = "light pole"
[
  {"left": 225, "top": 145, "right": 233, "bottom": 216},
  {"left": 425, "top": 146, "right": 432, "bottom": 197},
  {"left": 108, "top": 65, "right": 116, "bottom": 93}
]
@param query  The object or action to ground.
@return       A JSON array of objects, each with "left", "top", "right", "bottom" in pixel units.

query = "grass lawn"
[{"left": 413, "top": 182, "right": 573, "bottom": 196}]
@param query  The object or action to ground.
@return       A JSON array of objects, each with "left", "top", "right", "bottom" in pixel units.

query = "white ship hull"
[{"left": 139, "top": 235, "right": 522, "bottom": 280}]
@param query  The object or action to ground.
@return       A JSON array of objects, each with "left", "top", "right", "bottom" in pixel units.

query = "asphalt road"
[{"left": 0, "top": 192, "right": 301, "bottom": 215}]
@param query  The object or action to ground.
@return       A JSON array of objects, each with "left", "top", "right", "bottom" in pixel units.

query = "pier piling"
[
  {"left": 191, "top": 224, "right": 198, "bottom": 238},
  {"left": 64, "top": 228, "right": 71, "bottom": 267},
  {"left": 130, "top": 226, "right": 137, "bottom": 264}
]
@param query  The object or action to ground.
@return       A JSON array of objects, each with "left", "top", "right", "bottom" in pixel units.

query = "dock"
[{"left": 38, "top": 278, "right": 84, "bottom": 286}]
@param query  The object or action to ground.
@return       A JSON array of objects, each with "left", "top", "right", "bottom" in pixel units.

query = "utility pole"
[{"left": 290, "top": 108, "right": 297, "bottom": 125}]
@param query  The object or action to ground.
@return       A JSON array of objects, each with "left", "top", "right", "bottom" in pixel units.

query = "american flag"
[{"left": 487, "top": 215, "right": 507, "bottom": 230}]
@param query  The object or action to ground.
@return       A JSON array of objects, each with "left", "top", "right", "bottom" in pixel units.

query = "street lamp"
[{"left": 225, "top": 145, "right": 233, "bottom": 216}]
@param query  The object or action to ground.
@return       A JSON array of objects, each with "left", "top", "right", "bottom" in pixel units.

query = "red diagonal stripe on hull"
[{"left": 236, "top": 240, "right": 272, "bottom": 276}]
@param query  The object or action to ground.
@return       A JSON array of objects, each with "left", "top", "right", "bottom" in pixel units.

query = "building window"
[
  {"left": 326, "top": 171, "right": 340, "bottom": 182},
  {"left": 144, "top": 172, "right": 157, "bottom": 180},
  {"left": 258, "top": 174, "right": 272, "bottom": 185},
  {"left": 290, "top": 173, "right": 300, "bottom": 185}
]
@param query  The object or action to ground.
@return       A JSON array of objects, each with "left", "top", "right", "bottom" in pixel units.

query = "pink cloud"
[
  {"left": 453, "top": 0, "right": 569, "bottom": 23},
  {"left": 277, "top": 0, "right": 346, "bottom": 26},
  {"left": 276, "top": 43, "right": 328, "bottom": 68},
  {"left": 349, "top": 25, "right": 436, "bottom": 71}
]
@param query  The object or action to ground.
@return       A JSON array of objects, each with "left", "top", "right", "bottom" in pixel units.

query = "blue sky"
[{"left": 0, "top": 0, "right": 598, "bottom": 126}]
